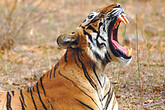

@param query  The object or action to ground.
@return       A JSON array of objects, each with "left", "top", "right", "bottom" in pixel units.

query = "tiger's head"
[{"left": 57, "top": 3, "right": 132, "bottom": 65}]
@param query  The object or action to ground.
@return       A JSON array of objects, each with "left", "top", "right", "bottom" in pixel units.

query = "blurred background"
[{"left": 0, "top": 0, "right": 164, "bottom": 109}]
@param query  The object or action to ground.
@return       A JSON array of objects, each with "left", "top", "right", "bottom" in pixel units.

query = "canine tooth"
[
  {"left": 126, "top": 48, "right": 132, "bottom": 56},
  {"left": 118, "top": 15, "right": 126, "bottom": 24},
  {"left": 121, "top": 14, "right": 129, "bottom": 23},
  {"left": 123, "top": 16, "right": 129, "bottom": 23}
]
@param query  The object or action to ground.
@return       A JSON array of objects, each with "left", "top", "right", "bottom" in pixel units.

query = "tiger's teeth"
[
  {"left": 118, "top": 15, "right": 126, "bottom": 24},
  {"left": 122, "top": 15, "right": 129, "bottom": 23},
  {"left": 126, "top": 48, "right": 132, "bottom": 56}
]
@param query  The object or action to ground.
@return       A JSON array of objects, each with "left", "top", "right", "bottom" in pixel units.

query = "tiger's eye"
[{"left": 88, "top": 15, "right": 94, "bottom": 19}]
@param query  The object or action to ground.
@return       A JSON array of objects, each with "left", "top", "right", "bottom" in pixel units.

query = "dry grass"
[{"left": 0, "top": 0, "right": 165, "bottom": 109}]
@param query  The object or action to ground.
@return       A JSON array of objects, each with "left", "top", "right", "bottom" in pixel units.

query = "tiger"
[{"left": 0, "top": 3, "right": 132, "bottom": 110}]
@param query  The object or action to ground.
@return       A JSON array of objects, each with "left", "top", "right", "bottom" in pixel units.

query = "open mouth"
[{"left": 109, "top": 13, "right": 132, "bottom": 59}]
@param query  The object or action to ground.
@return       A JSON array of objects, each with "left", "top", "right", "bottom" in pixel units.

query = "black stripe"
[
  {"left": 19, "top": 97, "right": 25, "bottom": 110},
  {"left": 95, "top": 28, "right": 106, "bottom": 49},
  {"left": 75, "top": 99, "right": 94, "bottom": 110},
  {"left": 102, "top": 84, "right": 112, "bottom": 101},
  {"left": 11, "top": 91, "right": 14, "bottom": 96},
  {"left": 6, "top": 92, "right": 12, "bottom": 110},
  {"left": 98, "top": 35, "right": 106, "bottom": 41},
  {"left": 27, "top": 87, "right": 30, "bottom": 93},
  {"left": 91, "top": 18, "right": 100, "bottom": 23},
  {"left": 74, "top": 57, "right": 80, "bottom": 68},
  {"left": 103, "top": 22, "right": 106, "bottom": 32},
  {"left": 105, "top": 53, "right": 110, "bottom": 62},
  {"left": 98, "top": 22, "right": 103, "bottom": 28},
  {"left": 40, "top": 77, "right": 46, "bottom": 96},
  {"left": 106, "top": 52, "right": 112, "bottom": 60},
  {"left": 93, "top": 51, "right": 102, "bottom": 61},
  {"left": 104, "top": 85, "right": 113, "bottom": 110},
  {"left": 80, "top": 25, "right": 84, "bottom": 29},
  {"left": 33, "top": 87, "right": 35, "bottom": 92},
  {"left": 105, "top": 52, "right": 111, "bottom": 62},
  {"left": 36, "top": 82, "right": 47, "bottom": 110},
  {"left": 83, "top": 18, "right": 100, "bottom": 27},
  {"left": 83, "top": 30, "right": 94, "bottom": 45},
  {"left": 109, "top": 10, "right": 116, "bottom": 15},
  {"left": 77, "top": 51, "right": 98, "bottom": 91},
  {"left": 49, "top": 69, "right": 52, "bottom": 79},
  {"left": 53, "top": 62, "right": 59, "bottom": 77},
  {"left": 58, "top": 71, "right": 99, "bottom": 109},
  {"left": 46, "top": 71, "right": 50, "bottom": 78},
  {"left": 96, "top": 38, "right": 106, "bottom": 49},
  {"left": 79, "top": 50, "right": 84, "bottom": 58},
  {"left": 105, "top": 92, "right": 113, "bottom": 110},
  {"left": 86, "top": 25, "right": 98, "bottom": 33},
  {"left": 20, "top": 89, "right": 27, "bottom": 107},
  {"left": 93, "top": 65, "right": 103, "bottom": 88},
  {"left": 30, "top": 88, "right": 37, "bottom": 110},
  {"left": 47, "top": 99, "right": 54, "bottom": 110},
  {"left": 64, "top": 50, "right": 68, "bottom": 62},
  {"left": 102, "top": 91, "right": 109, "bottom": 101}
]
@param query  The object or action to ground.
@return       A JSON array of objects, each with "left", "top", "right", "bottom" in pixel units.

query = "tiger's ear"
[{"left": 57, "top": 33, "right": 79, "bottom": 49}]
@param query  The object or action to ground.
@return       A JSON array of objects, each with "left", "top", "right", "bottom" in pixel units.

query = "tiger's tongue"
[{"left": 112, "top": 40, "right": 127, "bottom": 54}]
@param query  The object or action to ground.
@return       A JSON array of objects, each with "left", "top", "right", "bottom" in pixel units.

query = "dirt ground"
[{"left": 0, "top": 0, "right": 165, "bottom": 109}]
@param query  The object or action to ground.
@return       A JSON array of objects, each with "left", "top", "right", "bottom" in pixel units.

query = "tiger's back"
[{"left": 0, "top": 3, "right": 132, "bottom": 110}]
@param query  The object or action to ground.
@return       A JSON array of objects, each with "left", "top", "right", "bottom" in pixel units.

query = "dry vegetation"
[{"left": 0, "top": 0, "right": 164, "bottom": 109}]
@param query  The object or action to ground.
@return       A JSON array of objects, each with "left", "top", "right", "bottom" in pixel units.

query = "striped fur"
[{"left": 0, "top": 3, "right": 131, "bottom": 110}]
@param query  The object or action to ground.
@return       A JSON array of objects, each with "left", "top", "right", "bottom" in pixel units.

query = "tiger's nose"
[{"left": 115, "top": 3, "right": 121, "bottom": 7}]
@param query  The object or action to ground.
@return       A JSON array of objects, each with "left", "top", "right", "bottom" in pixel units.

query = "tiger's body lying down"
[{"left": 0, "top": 3, "right": 132, "bottom": 110}]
